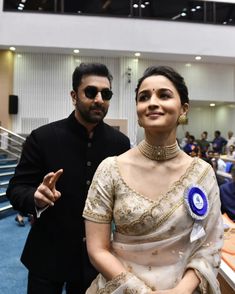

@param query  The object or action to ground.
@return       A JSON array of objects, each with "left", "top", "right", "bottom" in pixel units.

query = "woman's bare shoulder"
[{"left": 117, "top": 147, "right": 140, "bottom": 163}]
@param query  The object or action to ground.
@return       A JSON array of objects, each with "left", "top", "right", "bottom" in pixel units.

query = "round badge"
[{"left": 184, "top": 185, "right": 209, "bottom": 220}]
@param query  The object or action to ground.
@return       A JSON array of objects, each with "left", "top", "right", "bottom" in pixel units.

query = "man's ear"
[{"left": 71, "top": 90, "right": 77, "bottom": 106}]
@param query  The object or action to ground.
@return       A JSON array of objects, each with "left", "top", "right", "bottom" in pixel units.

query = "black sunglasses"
[{"left": 84, "top": 86, "right": 113, "bottom": 101}]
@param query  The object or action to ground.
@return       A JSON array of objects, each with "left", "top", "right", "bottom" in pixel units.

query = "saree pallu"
[{"left": 83, "top": 157, "right": 224, "bottom": 293}]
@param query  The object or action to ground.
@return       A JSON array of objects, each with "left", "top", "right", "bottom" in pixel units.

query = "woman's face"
[{"left": 136, "top": 75, "right": 188, "bottom": 133}]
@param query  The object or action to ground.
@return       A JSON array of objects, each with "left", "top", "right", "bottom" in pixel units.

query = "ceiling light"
[
  {"left": 19, "top": 3, "right": 24, "bottom": 7},
  {"left": 223, "top": 21, "right": 227, "bottom": 25},
  {"left": 21, "top": 0, "right": 27, "bottom": 2},
  {"left": 195, "top": 56, "right": 202, "bottom": 60},
  {"left": 191, "top": 8, "right": 196, "bottom": 12},
  {"left": 141, "top": 4, "right": 146, "bottom": 8},
  {"left": 210, "top": 103, "right": 215, "bottom": 107},
  {"left": 135, "top": 52, "right": 141, "bottom": 57},
  {"left": 196, "top": 6, "right": 201, "bottom": 9},
  {"left": 17, "top": 6, "right": 23, "bottom": 10},
  {"left": 73, "top": 49, "right": 80, "bottom": 54},
  {"left": 145, "top": 1, "right": 150, "bottom": 5},
  {"left": 181, "top": 12, "right": 187, "bottom": 17},
  {"left": 9, "top": 47, "right": 16, "bottom": 51},
  {"left": 203, "top": 0, "right": 235, "bottom": 3},
  {"left": 185, "top": 63, "right": 192, "bottom": 67}
]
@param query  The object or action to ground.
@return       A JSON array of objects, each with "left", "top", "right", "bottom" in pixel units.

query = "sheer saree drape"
[{"left": 83, "top": 157, "right": 224, "bottom": 293}]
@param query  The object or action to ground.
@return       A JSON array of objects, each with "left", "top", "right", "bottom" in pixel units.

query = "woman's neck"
[{"left": 144, "top": 131, "right": 177, "bottom": 147}]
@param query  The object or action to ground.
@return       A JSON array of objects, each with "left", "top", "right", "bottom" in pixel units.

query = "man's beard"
[{"left": 76, "top": 103, "right": 108, "bottom": 124}]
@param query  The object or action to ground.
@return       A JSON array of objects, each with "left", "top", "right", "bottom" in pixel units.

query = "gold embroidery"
[{"left": 83, "top": 157, "right": 213, "bottom": 237}]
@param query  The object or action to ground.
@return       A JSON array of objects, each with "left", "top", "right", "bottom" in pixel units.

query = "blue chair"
[{"left": 225, "top": 162, "right": 233, "bottom": 173}]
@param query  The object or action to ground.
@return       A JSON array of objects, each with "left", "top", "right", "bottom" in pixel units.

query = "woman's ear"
[{"left": 181, "top": 103, "right": 189, "bottom": 115}]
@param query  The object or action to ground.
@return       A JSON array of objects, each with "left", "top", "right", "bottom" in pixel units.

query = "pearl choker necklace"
[{"left": 138, "top": 140, "right": 181, "bottom": 161}]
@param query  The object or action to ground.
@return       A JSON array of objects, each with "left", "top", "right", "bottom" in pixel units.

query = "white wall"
[{"left": 11, "top": 52, "right": 235, "bottom": 145}]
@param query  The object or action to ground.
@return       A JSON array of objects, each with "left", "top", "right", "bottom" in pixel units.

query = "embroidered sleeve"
[
  {"left": 194, "top": 269, "right": 208, "bottom": 294},
  {"left": 97, "top": 272, "right": 152, "bottom": 294},
  {"left": 83, "top": 157, "right": 115, "bottom": 223}
]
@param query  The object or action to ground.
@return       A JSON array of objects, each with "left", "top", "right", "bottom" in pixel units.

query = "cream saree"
[{"left": 83, "top": 157, "right": 224, "bottom": 293}]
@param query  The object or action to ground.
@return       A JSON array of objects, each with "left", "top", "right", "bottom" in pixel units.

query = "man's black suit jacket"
[{"left": 7, "top": 112, "right": 130, "bottom": 282}]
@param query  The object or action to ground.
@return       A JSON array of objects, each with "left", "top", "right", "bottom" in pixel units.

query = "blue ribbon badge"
[{"left": 184, "top": 185, "right": 209, "bottom": 220}]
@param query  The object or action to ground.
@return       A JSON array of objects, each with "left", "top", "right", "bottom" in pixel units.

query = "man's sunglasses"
[{"left": 84, "top": 86, "right": 113, "bottom": 101}]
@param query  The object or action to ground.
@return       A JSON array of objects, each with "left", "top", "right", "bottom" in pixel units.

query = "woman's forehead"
[{"left": 139, "top": 75, "right": 176, "bottom": 91}]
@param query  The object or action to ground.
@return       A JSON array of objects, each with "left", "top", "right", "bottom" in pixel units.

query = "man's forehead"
[{"left": 80, "top": 75, "right": 110, "bottom": 85}]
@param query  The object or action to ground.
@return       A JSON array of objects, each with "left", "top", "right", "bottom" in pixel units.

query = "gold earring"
[{"left": 178, "top": 114, "right": 188, "bottom": 125}]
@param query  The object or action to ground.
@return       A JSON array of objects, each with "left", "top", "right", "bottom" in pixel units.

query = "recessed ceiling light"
[
  {"left": 135, "top": 52, "right": 141, "bottom": 57},
  {"left": 195, "top": 56, "right": 202, "bottom": 60},
  {"left": 73, "top": 49, "right": 80, "bottom": 54},
  {"left": 196, "top": 6, "right": 201, "bottom": 9},
  {"left": 9, "top": 47, "right": 16, "bottom": 51},
  {"left": 181, "top": 12, "right": 187, "bottom": 17},
  {"left": 191, "top": 8, "right": 196, "bottom": 12},
  {"left": 210, "top": 103, "right": 215, "bottom": 107},
  {"left": 17, "top": 6, "right": 23, "bottom": 10},
  {"left": 133, "top": 4, "right": 138, "bottom": 8},
  {"left": 141, "top": 4, "right": 145, "bottom": 8}
]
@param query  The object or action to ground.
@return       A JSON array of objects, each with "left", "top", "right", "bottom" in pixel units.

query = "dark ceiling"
[{"left": 3, "top": 0, "right": 235, "bottom": 25}]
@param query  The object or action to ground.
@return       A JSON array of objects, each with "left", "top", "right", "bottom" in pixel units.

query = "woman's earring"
[{"left": 178, "top": 114, "right": 188, "bottom": 125}]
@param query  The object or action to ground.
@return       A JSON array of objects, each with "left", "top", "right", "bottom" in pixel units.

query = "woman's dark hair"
[
  {"left": 72, "top": 62, "right": 113, "bottom": 91},
  {"left": 135, "top": 66, "right": 189, "bottom": 105}
]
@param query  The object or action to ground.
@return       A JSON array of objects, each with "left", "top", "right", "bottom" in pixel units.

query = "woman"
[{"left": 83, "top": 66, "right": 224, "bottom": 293}]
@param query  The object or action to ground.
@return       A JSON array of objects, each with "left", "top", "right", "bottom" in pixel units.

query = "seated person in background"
[
  {"left": 179, "top": 131, "right": 190, "bottom": 149},
  {"left": 197, "top": 131, "right": 210, "bottom": 159},
  {"left": 226, "top": 144, "right": 235, "bottom": 160},
  {"left": 226, "top": 130, "right": 235, "bottom": 154},
  {"left": 212, "top": 130, "right": 227, "bottom": 154},
  {"left": 213, "top": 151, "right": 226, "bottom": 172},
  {"left": 183, "top": 135, "right": 198, "bottom": 155},
  {"left": 220, "top": 165, "right": 235, "bottom": 222},
  {"left": 210, "top": 157, "right": 228, "bottom": 186},
  {"left": 204, "top": 150, "right": 214, "bottom": 164}
]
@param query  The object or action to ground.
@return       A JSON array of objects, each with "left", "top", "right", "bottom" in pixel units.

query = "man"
[
  {"left": 212, "top": 130, "right": 227, "bottom": 154},
  {"left": 6, "top": 63, "right": 130, "bottom": 294},
  {"left": 213, "top": 151, "right": 226, "bottom": 172},
  {"left": 220, "top": 164, "right": 235, "bottom": 221},
  {"left": 197, "top": 131, "right": 210, "bottom": 159},
  {"left": 226, "top": 130, "right": 235, "bottom": 154}
]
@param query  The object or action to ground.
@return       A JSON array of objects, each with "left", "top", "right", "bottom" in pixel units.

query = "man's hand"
[{"left": 34, "top": 169, "right": 63, "bottom": 208}]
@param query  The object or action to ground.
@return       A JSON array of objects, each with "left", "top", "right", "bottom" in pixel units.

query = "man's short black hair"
[{"left": 72, "top": 62, "right": 113, "bottom": 91}]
